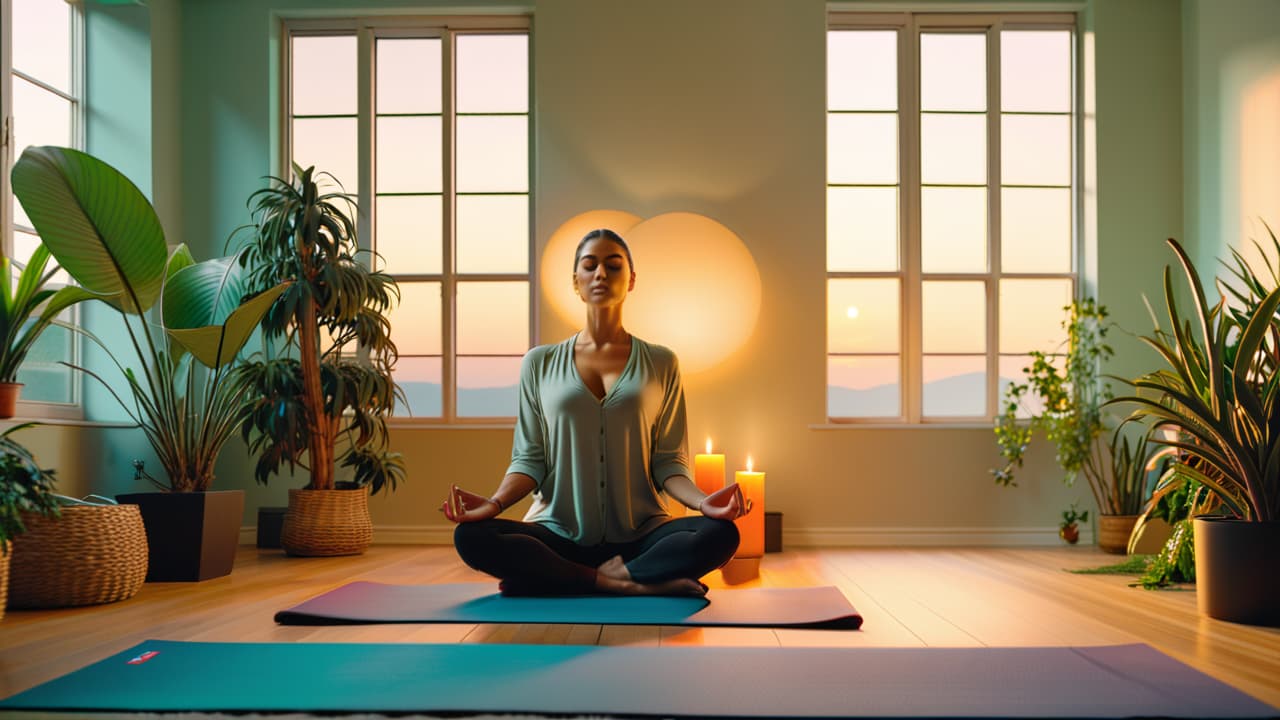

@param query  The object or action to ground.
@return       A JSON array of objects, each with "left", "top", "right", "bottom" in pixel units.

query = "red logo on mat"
[{"left": 127, "top": 651, "right": 159, "bottom": 665}]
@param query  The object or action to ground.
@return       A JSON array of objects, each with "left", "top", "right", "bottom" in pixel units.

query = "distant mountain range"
[
  {"left": 829, "top": 371, "right": 1024, "bottom": 418},
  {"left": 396, "top": 382, "right": 517, "bottom": 418}
]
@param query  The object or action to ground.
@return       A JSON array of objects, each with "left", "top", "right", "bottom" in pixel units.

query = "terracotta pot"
[
  {"left": 281, "top": 488, "right": 372, "bottom": 557},
  {"left": 0, "top": 382, "right": 22, "bottom": 418},
  {"left": 1194, "top": 516, "right": 1280, "bottom": 627},
  {"left": 1059, "top": 524, "right": 1080, "bottom": 544},
  {"left": 1097, "top": 514, "right": 1138, "bottom": 554}
]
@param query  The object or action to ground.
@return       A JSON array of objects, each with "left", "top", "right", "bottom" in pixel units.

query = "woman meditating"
[{"left": 443, "top": 228, "right": 749, "bottom": 597}]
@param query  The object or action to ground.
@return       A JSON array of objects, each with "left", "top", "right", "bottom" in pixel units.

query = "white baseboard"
[{"left": 242, "top": 525, "right": 1061, "bottom": 547}]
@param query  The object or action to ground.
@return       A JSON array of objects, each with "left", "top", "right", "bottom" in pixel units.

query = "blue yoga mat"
[
  {"left": 274, "top": 581, "right": 864, "bottom": 629},
  {"left": 1, "top": 640, "right": 1273, "bottom": 717}
]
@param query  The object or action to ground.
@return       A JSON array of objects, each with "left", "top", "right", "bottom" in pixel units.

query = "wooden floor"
[{"left": 2, "top": 544, "right": 1278, "bottom": 713}]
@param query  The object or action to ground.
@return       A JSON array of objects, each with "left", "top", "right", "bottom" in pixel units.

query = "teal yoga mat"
[
  {"left": 274, "top": 581, "right": 864, "bottom": 629},
  {"left": 2, "top": 640, "right": 1274, "bottom": 717}
]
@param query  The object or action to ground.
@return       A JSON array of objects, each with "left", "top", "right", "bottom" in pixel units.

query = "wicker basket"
[
  {"left": 0, "top": 540, "right": 10, "bottom": 622},
  {"left": 9, "top": 504, "right": 148, "bottom": 609},
  {"left": 281, "top": 488, "right": 372, "bottom": 557},
  {"left": 1098, "top": 514, "right": 1139, "bottom": 555}
]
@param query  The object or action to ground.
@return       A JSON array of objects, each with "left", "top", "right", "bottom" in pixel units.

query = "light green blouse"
[{"left": 506, "top": 333, "right": 692, "bottom": 544}]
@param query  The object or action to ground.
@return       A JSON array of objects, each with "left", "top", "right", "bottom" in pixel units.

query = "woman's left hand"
[{"left": 699, "top": 482, "right": 751, "bottom": 520}]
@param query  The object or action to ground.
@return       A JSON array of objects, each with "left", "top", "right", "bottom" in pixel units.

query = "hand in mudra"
[
  {"left": 699, "top": 482, "right": 752, "bottom": 520},
  {"left": 440, "top": 484, "right": 500, "bottom": 523}
]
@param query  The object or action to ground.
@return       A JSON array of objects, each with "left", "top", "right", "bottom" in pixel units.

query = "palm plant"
[
  {"left": 235, "top": 164, "right": 403, "bottom": 494},
  {"left": 1111, "top": 235, "right": 1280, "bottom": 522},
  {"left": 0, "top": 245, "right": 83, "bottom": 385},
  {"left": 10, "top": 146, "right": 289, "bottom": 492}
]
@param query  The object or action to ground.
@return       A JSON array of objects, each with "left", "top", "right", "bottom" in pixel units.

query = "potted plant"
[
  {"left": 235, "top": 165, "right": 404, "bottom": 556},
  {"left": 0, "top": 245, "right": 86, "bottom": 416},
  {"left": 0, "top": 423, "right": 60, "bottom": 620},
  {"left": 1059, "top": 502, "right": 1088, "bottom": 545},
  {"left": 10, "top": 146, "right": 289, "bottom": 581},
  {"left": 1112, "top": 235, "right": 1280, "bottom": 626},
  {"left": 993, "top": 298, "right": 1151, "bottom": 552}
]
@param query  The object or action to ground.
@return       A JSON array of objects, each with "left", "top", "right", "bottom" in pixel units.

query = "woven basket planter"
[
  {"left": 0, "top": 541, "right": 10, "bottom": 621},
  {"left": 9, "top": 504, "right": 148, "bottom": 609},
  {"left": 281, "top": 488, "right": 372, "bottom": 557}
]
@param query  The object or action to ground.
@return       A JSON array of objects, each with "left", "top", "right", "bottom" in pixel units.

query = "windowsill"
[
  {"left": 809, "top": 422, "right": 995, "bottom": 430},
  {"left": 0, "top": 416, "right": 136, "bottom": 428}
]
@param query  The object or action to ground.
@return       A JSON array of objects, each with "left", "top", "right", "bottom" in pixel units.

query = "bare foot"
[
  {"left": 597, "top": 555, "right": 631, "bottom": 582},
  {"left": 594, "top": 573, "right": 707, "bottom": 597}
]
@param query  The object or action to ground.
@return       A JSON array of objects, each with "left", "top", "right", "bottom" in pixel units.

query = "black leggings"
[{"left": 453, "top": 516, "right": 740, "bottom": 595}]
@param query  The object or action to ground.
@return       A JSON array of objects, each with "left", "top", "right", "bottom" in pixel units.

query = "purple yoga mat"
[{"left": 275, "top": 581, "right": 864, "bottom": 629}]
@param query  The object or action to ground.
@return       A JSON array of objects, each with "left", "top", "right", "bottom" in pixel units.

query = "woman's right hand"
[
  {"left": 699, "top": 482, "right": 752, "bottom": 520},
  {"left": 440, "top": 484, "right": 501, "bottom": 523}
]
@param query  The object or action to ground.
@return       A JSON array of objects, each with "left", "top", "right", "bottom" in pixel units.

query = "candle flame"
[
  {"left": 706, "top": 437, "right": 712, "bottom": 454},
  {"left": 747, "top": 455, "right": 754, "bottom": 473}
]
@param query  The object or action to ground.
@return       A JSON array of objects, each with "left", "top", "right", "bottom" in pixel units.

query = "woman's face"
[{"left": 574, "top": 237, "right": 634, "bottom": 307}]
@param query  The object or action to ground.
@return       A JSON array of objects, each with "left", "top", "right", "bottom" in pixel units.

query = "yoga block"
[
  {"left": 257, "top": 506, "right": 287, "bottom": 549},
  {"left": 765, "top": 511, "right": 782, "bottom": 553}
]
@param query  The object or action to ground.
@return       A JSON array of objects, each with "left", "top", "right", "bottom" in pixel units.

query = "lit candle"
[
  {"left": 733, "top": 455, "right": 765, "bottom": 558},
  {"left": 693, "top": 437, "right": 725, "bottom": 498}
]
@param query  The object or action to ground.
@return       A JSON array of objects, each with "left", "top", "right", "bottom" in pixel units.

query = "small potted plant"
[
  {"left": 0, "top": 423, "right": 59, "bottom": 620},
  {"left": 11, "top": 146, "right": 289, "bottom": 581},
  {"left": 1059, "top": 502, "right": 1088, "bottom": 545},
  {"left": 993, "top": 298, "right": 1152, "bottom": 553},
  {"left": 0, "top": 244, "right": 85, "bottom": 416},
  {"left": 235, "top": 165, "right": 404, "bottom": 556},
  {"left": 1112, "top": 234, "right": 1280, "bottom": 626}
]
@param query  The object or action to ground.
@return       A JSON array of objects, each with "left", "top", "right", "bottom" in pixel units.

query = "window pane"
[
  {"left": 13, "top": 0, "right": 71, "bottom": 93},
  {"left": 376, "top": 116, "right": 442, "bottom": 193},
  {"left": 291, "top": 35, "right": 356, "bottom": 116},
  {"left": 1002, "top": 114, "right": 1071, "bottom": 186},
  {"left": 923, "top": 355, "right": 985, "bottom": 417},
  {"left": 1002, "top": 187, "right": 1071, "bottom": 273},
  {"left": 827, "top": 30, "right": 897, "bottom": 111},
  {"left": 827, "top": 187, "right": 898, "bottom": 272},
  {"left": 17, "top": 322, "right": 73, "bottom": 403},
  {"left": 457, "top": 356, "right": 521, "bottom": 417},
  {"left": 387, "top": 281, "right": 442, "bottom": 356},
  {"left": 457, "top": 281, "right": 528, "bottom": 355},
  {"left": 1002, "top": 31, "right": 1071, "bottom": 113},
  {"left": 828, "top": 278, "right": 899, "bottom": 354},
  {"left": 923, "top": 281, "right": 985, "bottom": 353},
  {"left": 393, "top": 356, "right": 441, "bottom": 418},
  {"left": 457, "top": 196, "right": 529, "bottom": 274},
  {"left": 998, "top": 278, "right": 1072, "bottom": 354},
  {"left": 920, "top": 33, "right": 986, "bottom": 112},
  {"left": 12, "top": 78, "right": 73, "bottom": 229},
  {"left": 921, "top": 114, "right": 986, "bottom": 185},
  {"left": 921, "top": 187, "right": 987, "bottom": 272},
  {"left": 998, "top": 354, "right": 1055, "bottom": 418},
  {"left": 827, "top": 113, "right": 898, "bottom": 184},
  {"left": 14, "top": 229, "right": 68, "bottom": 284},
  {"left": 457, "top": 116, "right": 528, "bottom": 192},
  {"left": 376, "top": 38, "right": 441, "bottom": 114},
  {"left": 457, "top": 34, "right": 528, "bottom": 113},
  {"left": 292, "top": 117, "right": 358, "bottom": 196},
  {"left": 828, "top": 356, "right": 900, "bottom": 418},
  {"left": 375, "top": 195, "right": 442, "bottom": 274}
]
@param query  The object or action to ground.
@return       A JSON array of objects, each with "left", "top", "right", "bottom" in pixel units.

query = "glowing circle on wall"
[{"left": 543, "top": 211, "right": 762, "bottom": 375}]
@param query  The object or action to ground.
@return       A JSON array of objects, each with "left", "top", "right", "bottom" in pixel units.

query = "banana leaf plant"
[
  {"left": 0, "top": 244, "right": 83, "bottom": 382},
  {"left": 10, "top": 146, "right": 289, "bottom": 492},
  {"left": 234, "top": 164, "right": 403, "bottom": 494},
  {"left": 1110, "top": 236, "right": 1280, "bottom": 523}
]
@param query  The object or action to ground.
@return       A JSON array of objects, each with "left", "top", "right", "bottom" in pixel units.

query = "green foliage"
[
  {"left": 993, "top": 299, "right": 1148, "bottom": 515},
  {"left": 234, "top": 165, "right": 404, "bottom": 494},
  {"left": 1061, "top": 501, "right": 1089, "bottom": 528},
  {"left": 1069, "top": 555, "right": 1152, "bottom": 575},
  {"left": 0, "top": 423, "right": 60, "bottom": 549},
  {"left": 1110, "top": 234, "right": 1280, "bottom": 522},
  {"left": 10, "top": 146, "right": 288, "bottom": 492},
  {"left": 0, "top": 245, "right": 86, "bottom": 382},
  {"left": 1135, "top": 518, "right": 1196, "bottom": 589}
]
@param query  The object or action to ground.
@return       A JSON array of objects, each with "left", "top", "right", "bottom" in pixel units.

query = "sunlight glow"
[{"left": 846, "top": 306, "right": 859, "bottom": 320}]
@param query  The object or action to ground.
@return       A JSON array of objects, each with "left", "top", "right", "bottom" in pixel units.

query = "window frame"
[
  {"left": 0, "top": 0, "right": 86, "bottom": 421},
  {"left": 825, "top": 10, "right": 1080, "bottom": 426},
  {"left": 281, "top": 15, "right": 534, "bottom": 427}
]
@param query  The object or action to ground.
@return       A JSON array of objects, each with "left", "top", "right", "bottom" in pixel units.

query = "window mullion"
[
  {"left": 2, "top": 0, "right": 13, "bottom": 260},
  {"left": 986, "top": 21, "right": 1002, "bottom": 421},
  {"left": 902, "top": 20, "right": 922, "bottom": 424},
  {"left": 441, "top": 31, "right": 457, "bottom": 423}
]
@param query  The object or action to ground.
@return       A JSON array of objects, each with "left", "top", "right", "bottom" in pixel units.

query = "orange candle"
[
  {"left": 733, "top": 455, "right": 765, "bottom": 558},
  {"left": 693, "top": 438, "right": 725, "bottom": 497}
]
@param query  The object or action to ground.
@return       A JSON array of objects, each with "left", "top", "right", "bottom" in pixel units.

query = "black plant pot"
[
  {"left": 1193, "top": 516, "right": 1280, "bottom": 627},
  {"left": 116, "top": 490, "right": 245, "bottom": 582}
]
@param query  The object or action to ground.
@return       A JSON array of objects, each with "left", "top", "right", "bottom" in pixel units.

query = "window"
[
  {"left": 285, "top": 17, "right": 531, "bottom": 423},
  {"left": 0, "top": 0, "right": 83, "bottom": 419},
  {"left": 826, "top": 12, "right": 1076, "bottom": 423}
]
